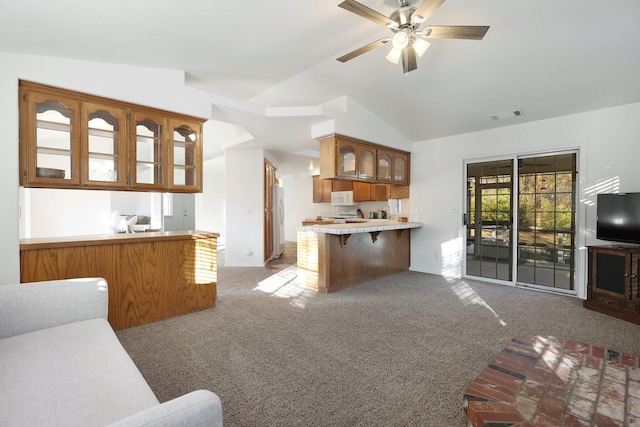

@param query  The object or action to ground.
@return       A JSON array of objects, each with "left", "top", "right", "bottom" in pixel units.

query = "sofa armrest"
[
  {"left": 106, "top": 390, "right": 223, "bottom": 427},
  {"left": 0, "top": 277, "right": 108, "bottom": 339}
]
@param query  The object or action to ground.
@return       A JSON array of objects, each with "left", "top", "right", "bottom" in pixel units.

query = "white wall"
[
  {"left": 196, "top": 156, "right": 226, "bottom": 245},
  {"left": 24, "top": 188, "right": 112, "bottom": 237},
  {"left": 224, "top": 148, "right": 264, "bottom": 266},
  {"left": 409, "top": 101, "right": 640, "bottom": 299}
]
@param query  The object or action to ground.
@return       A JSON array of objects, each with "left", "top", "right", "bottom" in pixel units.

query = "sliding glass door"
[
  {"left": 465, "top": 152, "right": 577, "bottom": 292},
  {"left": 516, "top": 153, "right": 577, "bottom": 291},
  {"left": 465, "top": 160, "right": 514, "bottom": 281}
]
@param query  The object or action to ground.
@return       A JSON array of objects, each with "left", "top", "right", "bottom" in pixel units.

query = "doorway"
[
  {"left": 163, "top": 193, "right": 195, "bottom": 231},
  {"left": 465, "top": 152, "right": 577, "bottom": 292}
]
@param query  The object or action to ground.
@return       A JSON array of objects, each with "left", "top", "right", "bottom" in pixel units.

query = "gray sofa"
[{"left": 0, "top": 277, "right": 223, "bottom": 427}]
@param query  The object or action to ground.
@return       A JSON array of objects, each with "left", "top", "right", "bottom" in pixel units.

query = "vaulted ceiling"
[{"left": 2, "top": 0, "right": 640, "bottom": 166}]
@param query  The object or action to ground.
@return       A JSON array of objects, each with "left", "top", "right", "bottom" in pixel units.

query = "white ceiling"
[{"left": 2, "top": 0, "right": 640, "bottom": 168}]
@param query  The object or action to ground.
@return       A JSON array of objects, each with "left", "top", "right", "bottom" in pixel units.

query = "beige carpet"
[{"left": 116, "top": 246, "right": 640, "bottom": 426}]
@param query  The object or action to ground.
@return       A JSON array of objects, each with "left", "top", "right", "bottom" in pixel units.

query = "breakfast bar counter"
[
  {"left": 20, "top": 230, "right": 219, "bottom": 330},
  {"left": 296, "top": 220, "right": 422, "bottom": 293}
]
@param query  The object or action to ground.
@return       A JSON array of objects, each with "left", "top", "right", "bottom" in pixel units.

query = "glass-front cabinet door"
[
  {"left": 393, "top": 153, "right": 408, "bottom": 185},
  {"left": 82, "top": 102, "right": 127, "bottom": 187},
  {"left": 130, "top": 111, "right": 166, "bottom": 190},
  {"left": 21, "top": 89, "right": 81, "bottom": 185},
  {"left": 377, "top": 150, "right": 393, "bottom": 182},
  {"left": 337, "top": 140, "right": 358, "bottom": 178},
  {"left": 169, "top": 119, "right": 202, "bottom": 192},
  {"left": 358, "top": 146, "right": 376, "bottom": 180}
]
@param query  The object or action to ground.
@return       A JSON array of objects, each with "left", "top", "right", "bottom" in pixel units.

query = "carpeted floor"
[{"left": 116, "top": 244, "right": 640, "bottom": 426}]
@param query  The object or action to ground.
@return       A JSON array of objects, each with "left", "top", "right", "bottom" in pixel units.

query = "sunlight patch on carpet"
[
  {"left": 451, "top": 281, "right": 507, "bottom": 326},
  {"left": 253, "top": 265, "right": 316, "bottom": 308}
]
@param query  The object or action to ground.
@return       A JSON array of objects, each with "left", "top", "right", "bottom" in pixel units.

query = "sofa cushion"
[{"left": 0, "top": 318, "right": 159, "bottom": 427}]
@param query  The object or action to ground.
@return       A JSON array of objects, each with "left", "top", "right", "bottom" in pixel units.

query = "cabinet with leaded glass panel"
[
  {"left": 20, "top": 87, "right": 81, "bottom": 186},
  {"left": 82, "top": 102, "right": 127, "bottom": 188},
  {"left": 20, "top": 81, "right": 205, "bottom": 192},
  {"left": 168, "top": 119, "right": 202, "bottom": 192},
  {"left": 129, "top": 111, "right": 167, "bottom": 190}
]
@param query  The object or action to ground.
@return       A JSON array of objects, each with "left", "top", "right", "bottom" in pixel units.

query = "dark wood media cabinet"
[{"left": 584, "top": 245, "right": 640, "bottom": 324}]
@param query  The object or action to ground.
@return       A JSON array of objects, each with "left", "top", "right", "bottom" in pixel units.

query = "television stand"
[{"left": 584, "top": 245, "right": 640, "bottom": 324}]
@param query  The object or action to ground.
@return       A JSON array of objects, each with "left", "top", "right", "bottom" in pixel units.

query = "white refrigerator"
[{"left": 272, "top": 186, "right": 285, "bottom": 258}]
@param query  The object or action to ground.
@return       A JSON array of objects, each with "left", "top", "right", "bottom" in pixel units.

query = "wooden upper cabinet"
[
  {"left": 393, "top": 152, "right": 409, "bottom": 185},
  {"left": 376, "top": 150, "right": 393, "bottom": 182},
  {"left": 82, "top": 102, "right": 127, "bottom": 188},
  {"left": 168, "top": 119, "right": 202, "bottom": 192},
  {"left": 358, "top": 146, "right": 376, "bottom": 180},
  {"left": 337, "top": 139, "right": 358, "bottom": 178},
  {"left": 19, "top": 81, "right": 205, "bottom": 193},
  {"left": 20, "top": 88, "right": 81, "bottom": 186},
  {"left": 318, "top": 134, "right": 410, "bottom": 186},
  {"left": 129, "top": 111, "right": 167, "bottom": 190}
]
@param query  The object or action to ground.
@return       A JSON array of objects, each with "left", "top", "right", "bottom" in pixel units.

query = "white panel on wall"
[
  {"left": 224, "top": 148, "right": 264, "bottom": 267},
  {"left": 196, "top": 156, "right": 226, "bottom": 244},
  {"left": 25, "top": 188, "right": 112, "bottom": 238}
]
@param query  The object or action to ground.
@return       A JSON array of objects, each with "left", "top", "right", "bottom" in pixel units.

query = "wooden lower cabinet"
[
  {"left": 583, "top": 245, "right": 640, "bottom": 324},
  {"left": 20, "top": 231, "right": 218, "bottom": 330},
  {"left": 297, "top": 229, "right": 410, "bottom": 293}
]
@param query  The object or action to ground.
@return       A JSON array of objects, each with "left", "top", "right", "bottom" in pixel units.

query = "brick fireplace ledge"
[{"left": 463, "top": 335, "right": 640, "bottom": 426}]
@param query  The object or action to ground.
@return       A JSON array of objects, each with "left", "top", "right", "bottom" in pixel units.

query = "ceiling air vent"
[{"left": 490, "top": 109, "right": 524, "bottom": 121}]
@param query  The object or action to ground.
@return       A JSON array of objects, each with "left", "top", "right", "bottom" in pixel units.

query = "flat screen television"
[{"left": 597, "top": 192, "right": 640, "bottom": 244}]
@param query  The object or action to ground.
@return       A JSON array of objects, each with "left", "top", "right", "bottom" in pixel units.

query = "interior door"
[{"left": 163, "top": 193, "right": 195, "bottom": 231}]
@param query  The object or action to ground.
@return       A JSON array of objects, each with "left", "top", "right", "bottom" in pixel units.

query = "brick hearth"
[{"left": 464, "top": 336, "right": 640, "bottom": 426}]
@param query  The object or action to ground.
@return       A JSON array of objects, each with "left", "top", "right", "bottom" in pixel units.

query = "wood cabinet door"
[
  {"left": 82, "top": 102, "right": 127, "bottom": 188},
  {"left": 129, "top": 111, "right": 168, "bottom": 190},
  {"left": 377, "top": 150, "right": 393, "bottom": 182},
  {"left": 633, "top": 253, "right": 640, "bottom": 302},
  {"left": 337, "top": 139, "right": 358, "bottom": 178},
  {"left": 393, "top": 152, "right": 409, "bottom": 185},
  {"left": 332, "top": 180, "right": 353, "bottom": 191},
  {"left": 389, "top": 185, "right": 410, "bottom": 199},
  {"left": 312, "top": 176, "right": 333, "bottom": 203},
  {"left": 358, "top": 146, "right": 376, "bottom": 180},
  {"left": 168, "top": 119, "right": 202, "bottom": 192},
  {"left": 21, "top": 88, "right": 82, "bottom": 186},
  {"left": 372, "top": 184, "right": 390, "bottom": 201},
  {"left": 353, "top": 181, "right": 371, "bottom": 202},
  {"left": 591, "top": 247, "right": 630, "bottom": 299}
]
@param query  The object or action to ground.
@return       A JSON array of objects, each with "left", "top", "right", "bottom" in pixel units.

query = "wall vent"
[{"left": 490, "top": 109, "right": 524, "bottom": 120}]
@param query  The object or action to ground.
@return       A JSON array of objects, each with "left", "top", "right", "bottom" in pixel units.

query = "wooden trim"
[
  {"left": 19, "top": 80, "right": 207, "bottom": 123},
  {"left": 317, "top": 133, "right": 411, "bottom": 156},
  {"left": 20, "top": 230, "right": 220, "bottom": 251}
]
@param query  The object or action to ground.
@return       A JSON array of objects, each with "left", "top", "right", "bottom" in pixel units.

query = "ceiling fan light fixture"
[
  {"left": 391, "top": 31, "right": 409, "bottom": 50},
  {"left": 385, "top": 47, "right": 402, "bottom": 64},
  {"left": 412, "top": 38, "right": 430, "bottom": 57}
]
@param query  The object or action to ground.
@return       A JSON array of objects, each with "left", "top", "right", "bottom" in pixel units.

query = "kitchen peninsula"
[
  {"left": 297, "top": 219, "right": 422, "bottom": 293},
  {"left": 20, "top": 230, "right": 218, "bottom": 330}
]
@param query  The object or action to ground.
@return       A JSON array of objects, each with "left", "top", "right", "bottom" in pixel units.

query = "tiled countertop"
[{"left": 296, "top": 219, "right": 422, "bottom": 235}]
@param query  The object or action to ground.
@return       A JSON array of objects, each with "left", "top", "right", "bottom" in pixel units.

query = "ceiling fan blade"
[
  {"left": 338, "top": 0, "right": 397, "bottom": 28},
  {"left": 337, "top": 38, "right": 390, "bottom": 62},
  {"left": 402, "top": 46, "right": 418, "bottom": 74},
  {"left": 412, "top": 0, "right": 447, "bottom": 22},
  {"left": 421, "top": 25, "right": 490, "bottom": 40}
]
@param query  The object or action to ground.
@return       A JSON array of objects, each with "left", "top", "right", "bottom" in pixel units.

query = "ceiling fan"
[{"left": 337, "top": 0, "right": 489, "bottom": 74}]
